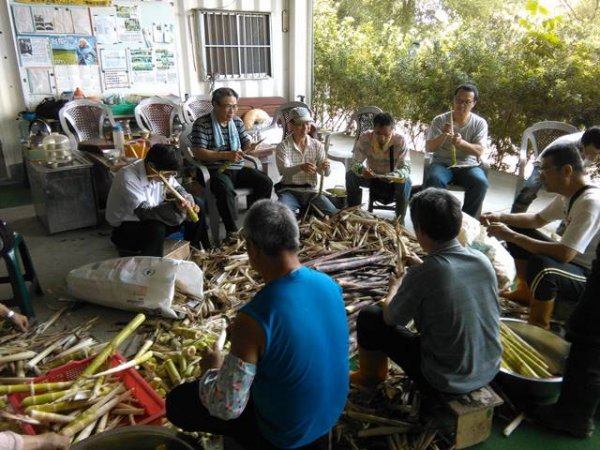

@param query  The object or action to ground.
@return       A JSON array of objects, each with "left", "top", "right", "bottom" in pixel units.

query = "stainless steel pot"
[
  {"left": 72, "top": 425, "right": 197, "bottom": 450},
  {"left": 495, "top": 318, "right": 570, "bottom": 404}
]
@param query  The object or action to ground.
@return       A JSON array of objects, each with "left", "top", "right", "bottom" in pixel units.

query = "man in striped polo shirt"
[{"left": 189, "top": 88, "right": 273, "bottom": 241}]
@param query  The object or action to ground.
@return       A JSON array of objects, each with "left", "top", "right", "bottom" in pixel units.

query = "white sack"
[
  {"left": 457, "top": 213, "right": 516, "bottom": 291},
  {"left": 66, "top": 257, "right": 203, "bottom": 318}
]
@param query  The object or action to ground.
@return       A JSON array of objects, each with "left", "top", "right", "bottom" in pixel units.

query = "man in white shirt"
[
  {"left": 482, "top": 143, "right": 600, "bottom": 329},
  {"left": 105, "top": 144, "right": 208, "bottom": 256}
]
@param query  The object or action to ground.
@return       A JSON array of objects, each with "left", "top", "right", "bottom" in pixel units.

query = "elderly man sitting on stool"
[
  {"left": 275, "top": 107, "right": 338, "bottom": 217},
  {"left": 166, "top": 200, "right": 349, "bottom": 449},
  {"left": 346, "top": 112, "right": 411, "bottom": 221},
  {"left": 351, "top": 188, "right": 501, "bottom": 399}
]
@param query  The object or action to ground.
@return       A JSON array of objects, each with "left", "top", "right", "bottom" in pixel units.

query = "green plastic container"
[{"left": 110, "top": 102, "right": 137, "bottom": 117}]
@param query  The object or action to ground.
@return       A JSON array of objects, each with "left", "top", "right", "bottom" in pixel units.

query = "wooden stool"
[
  {"left": 440, "top": 385, "right": 503, "bottom": 449},
  {"left": 0, "top": 220, "right": 42, "bottom": 317}
]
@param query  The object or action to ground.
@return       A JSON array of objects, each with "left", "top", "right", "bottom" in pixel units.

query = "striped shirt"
[
  {"left": 189, "top": 113, "right": 252, "bottom": 170},
  {"left": 276, "top": 134, "right": 330, "bottom": 191},
  {"left": 350, "top": 131, "right": 411, "bottom": 179}
]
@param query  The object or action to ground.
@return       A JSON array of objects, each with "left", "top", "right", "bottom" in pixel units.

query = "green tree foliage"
[{"left": 314, "top": 0, "right": 600, "bottom": 171}]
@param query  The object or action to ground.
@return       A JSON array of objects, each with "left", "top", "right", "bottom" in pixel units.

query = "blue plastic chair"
[{"left": 0, "top": 220, "right": 42, "bottom": 317}]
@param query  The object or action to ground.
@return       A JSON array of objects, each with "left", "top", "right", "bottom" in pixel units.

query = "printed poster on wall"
[
  {"left": 18, "top": 36, "right": 51, "bottom": 67},
  {"left": 27, "top": 68, "right": 53, "bottom": 94},
  {"left": 12, "top": 5, "right": 35, "bottom": 33},
  {"left": 50, "top": 35, "right": 97, "bottom": 65},
  {"left": 91, "top": 7, "right": 118, "bottom": 44},
  {"left": 116, "top": 4, "right": 143, "bottom": 43}
]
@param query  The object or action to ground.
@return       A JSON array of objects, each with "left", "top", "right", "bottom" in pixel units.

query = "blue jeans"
[
  {"left": 511, "top": 166, "right": 541, "bottom": 213},
  {"left": 424, "top": 163, "right": 488, "bottom": 218},
  {"left": 278, "top": 190, "right": 339, "bottom": 216}
]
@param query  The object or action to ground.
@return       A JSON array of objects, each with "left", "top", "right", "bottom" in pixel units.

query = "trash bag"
[{"left": 35, "top": 97, "right": 68, "bottom": 120}]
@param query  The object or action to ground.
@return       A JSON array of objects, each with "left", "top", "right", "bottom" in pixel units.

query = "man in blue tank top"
[{"left": 166, "top": 199, "right": 349, "bottom": 449}]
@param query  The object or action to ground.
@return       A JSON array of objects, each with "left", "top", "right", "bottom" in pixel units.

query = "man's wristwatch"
[{"left": 5, "top": 310, "right": 15, "bottom": 320}]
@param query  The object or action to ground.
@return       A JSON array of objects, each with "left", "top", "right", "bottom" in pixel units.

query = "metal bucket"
[
  {"left": 495, "top": 318, "right": 570, "bottom": 405},
  {"left": 72, "top": 425, "right": 197, "bottom": 450},
  {"left": 325, "top": 186, "right": 347, "bottom": 209}
]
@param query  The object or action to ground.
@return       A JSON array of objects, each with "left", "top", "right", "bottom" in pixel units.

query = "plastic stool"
[{"left": 0, "top": 220, "right": 42, "bottom": 317}]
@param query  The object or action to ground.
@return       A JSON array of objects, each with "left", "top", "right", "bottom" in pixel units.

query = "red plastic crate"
[{"left": 7, "top": 352, "right": 165, "bottom": 435}]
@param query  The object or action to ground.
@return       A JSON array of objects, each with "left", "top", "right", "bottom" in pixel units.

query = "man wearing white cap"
[{"left": 275, "top": 107, "right": 338, "bottom": 216}]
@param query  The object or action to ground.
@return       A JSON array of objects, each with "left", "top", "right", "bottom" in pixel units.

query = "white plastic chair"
[
  {"left": 515, "top": 121, "right": 579, "bottom": 194},
  {"left": 134, "top": 97, "right": 181, "bottom": 138},
  {"left": 58, "top": 100, "right": 115, "bottom": 149},
  {"left": 181, "top": 95, "right": 213, "bottom": 125}
]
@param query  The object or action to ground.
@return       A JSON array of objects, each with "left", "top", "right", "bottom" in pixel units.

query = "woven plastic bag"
[
  {"left": 66, "top": 257, "right": 203, "bottom": 318},
  {"left": 457, "top": 213, "right": 516, "bottom": 291}
]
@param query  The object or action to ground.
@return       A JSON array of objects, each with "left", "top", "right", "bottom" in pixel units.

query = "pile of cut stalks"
[{"left": 1, "top": 208, "right": 541, "bottom": 448}]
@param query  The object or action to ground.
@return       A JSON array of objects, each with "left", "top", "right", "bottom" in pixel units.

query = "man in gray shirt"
[
  {"left": 424, "top": 84, "right": 489, "bottom": 218},
  {"left": 351, "top": 188, "right": 501, "bottom": 395}
]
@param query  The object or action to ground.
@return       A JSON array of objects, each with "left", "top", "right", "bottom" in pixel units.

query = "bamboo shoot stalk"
[
  {"left": 0, "top": 351, "right": 37, "bottom": 365},
  {"left": 503, "top": 412, "right": 525, "bottom": 437},
  {"left": 345, "top": 410, "right": 414, "bottom": 428},
  {"left": 449, "top": 108, "right": 457, "bottom": 166},
  {"left": 22, "top": 389, "right": 91, "bottom": 407},
  {"left": 0, "top": 411, "right": 41, "bottom": 425},
  {"left": 0, "top": 381, "right": 73, "bottom": 395},
  {"left": 30, "top": 410, "right": 75, "bottom": 424},
  {"left": 50, "top": 338, "right": 97, "bottom": 361},
  {"left": 501, "top": 323, "right": 549, "bottom": 368},
  {"left": 501, "top": 334, "right": 552, "bottom": 377},
  {"left": 59, "top": 386, "right": 129, "bottom": 437},
  {"left": 95, "top": 412, "right": 109, "bottom": 433},
  {"left": 133, "top": 339, "right": 154, "bottom": 360},
  {"left": 113, "top": 407, "right": 145, "bottom": 415},
  {"left": 74, "top": 419, "right": 97, "bottom": 443},
  {"left": 91, "top": 352, "right": 154, "bottom": 378},
  {"left": 44, "top": 343, "right": 102, "bottom": 370},
  {"left": 26, "top": 400, "right": 89, "bottom": 414},
  {"left": 27, "top": 335, "right": 73, "bottom": 369},
  {"left": 151, "top": 168, "right": 199, "bottom": 222},
  {"left": 164, "top": 359, "right": 182, "bottom": 385},
  {"left": 0, "top": 377, "right": 36, "bottom": 384},
  {"left": 64, "top": 313, "right": 146, "bottom": 398}
]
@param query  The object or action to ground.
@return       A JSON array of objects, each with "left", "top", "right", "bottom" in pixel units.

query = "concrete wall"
[{"left": 0, "top": 0, "right": 313, "bottom": 182}]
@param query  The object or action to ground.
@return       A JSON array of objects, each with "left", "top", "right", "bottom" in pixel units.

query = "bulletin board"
[{"left": 9, "top": 0, "right": 180, "bottom": 109}]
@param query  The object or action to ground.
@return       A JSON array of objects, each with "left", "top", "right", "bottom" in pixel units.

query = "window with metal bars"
[{"left": 197, "top": 10, "right": 272, "bottom": 79}]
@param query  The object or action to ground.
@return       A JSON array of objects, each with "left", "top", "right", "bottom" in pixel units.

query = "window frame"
[{"left": 196, "top": 9, "right": 273, "bottom": 81}]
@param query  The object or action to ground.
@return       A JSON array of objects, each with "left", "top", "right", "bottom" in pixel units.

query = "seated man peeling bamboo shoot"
[
  {"left": 275, "top": 107, "right": 338, "bottom": 216},
  {"left": 424, "top": 84, "right": 489, "bottom": 218},
  {"left": 105, "top": 144, "right": 210, "bottom": 256},
  {"left": 189, "top": 87, "right": 273, "bottom": 241},
  {"left": 346, "top": 112, "right": 411, "bottom": 221},
  {"left": 351, "top": 188, "right": 502, "bottom": 396},
  {"left": 166, "top": 200, "right": 349, "bottom": 449},
  {"left": 481, "top": 143, "right": 600, "bottom": 329}
]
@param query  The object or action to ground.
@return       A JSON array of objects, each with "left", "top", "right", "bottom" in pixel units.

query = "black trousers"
[
  {"left": 166, "top": 380, "right": 329, "bottom": 450},
  {"left": 207, "top": 167, "right": 273, "bottom": 233},
  {"left": 111, "top": 217, "right": 209, "bottom": 257},
  {"left": 356, "top": 305, "right": 436, "bottom": 396},
  {"left": 506, "top": 227, "right": 588, "bottom": 302}
]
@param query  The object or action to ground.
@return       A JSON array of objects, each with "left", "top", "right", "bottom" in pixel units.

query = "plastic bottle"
[
  {"left": 112, "top": 123, "right": 125, "bottom": 156},
  {"left": 73, "top": 87, "right": 85, "bottom": 99}
]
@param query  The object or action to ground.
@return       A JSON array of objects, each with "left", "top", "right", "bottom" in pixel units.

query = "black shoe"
[{"left": 533, "top": 405, "right": 594, "bottom": 438}]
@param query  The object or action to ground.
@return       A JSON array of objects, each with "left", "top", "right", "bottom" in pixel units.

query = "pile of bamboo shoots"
[
  {"left": 0, "top": 314, "right": 163, "bottom": 444},
  {"left": 500, "top": 322, "right": 554, "bottom": 378}
]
